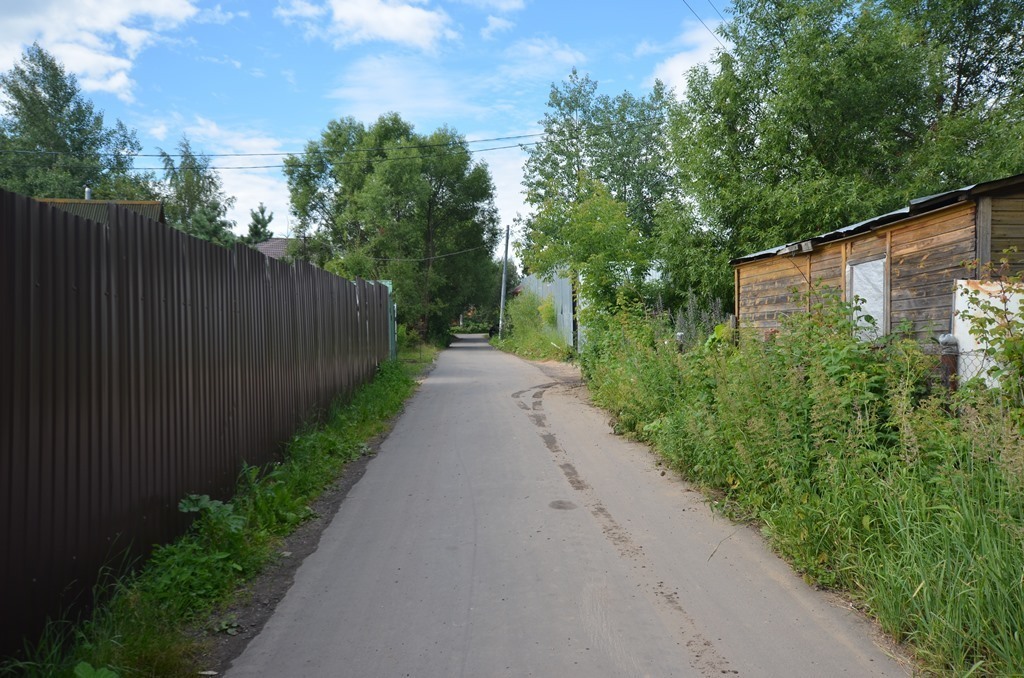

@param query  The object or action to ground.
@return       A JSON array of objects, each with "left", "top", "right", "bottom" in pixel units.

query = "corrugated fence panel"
[{"left": 0, "top": 190, "right": 392, "bottom": 654}]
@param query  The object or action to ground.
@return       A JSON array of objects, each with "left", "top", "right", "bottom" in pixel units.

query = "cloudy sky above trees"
[{"left": 0, "top": 0, "right": 724, "bottom": 235}]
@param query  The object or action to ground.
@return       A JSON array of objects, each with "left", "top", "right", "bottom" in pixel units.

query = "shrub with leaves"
[
  {"left": 580, "top": 293, "right": 1024, "bottom": 674},
  {"left": 957, "top": 254, "right": 1024, "bottom": 406}
]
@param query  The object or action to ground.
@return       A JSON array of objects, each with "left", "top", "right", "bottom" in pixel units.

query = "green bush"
[
  {"left": 492, "top": 291, "right": 571, "bottom": 361},
  {"left": 581, "top": 292, "right": 1024, "bottom": 675},
  {"left": 4, "top": 359, "right": 423, "bottom": 678}
]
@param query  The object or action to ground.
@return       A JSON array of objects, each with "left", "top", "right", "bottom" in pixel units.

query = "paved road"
[{"left": 227, "top": 335, "right": 909, "bottom": 677}]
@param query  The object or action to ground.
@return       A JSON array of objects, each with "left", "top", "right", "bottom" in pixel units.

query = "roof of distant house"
[
  {"left": 254, "top": 237, "right": 293, "bottom": 260},
  {"left": 37, "top": 199, "right": 165, "bottom": 225}
]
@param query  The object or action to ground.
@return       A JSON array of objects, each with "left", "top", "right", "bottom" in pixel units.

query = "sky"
[{"left": 0, "top": 0, "right": 726, "bottom": 241}]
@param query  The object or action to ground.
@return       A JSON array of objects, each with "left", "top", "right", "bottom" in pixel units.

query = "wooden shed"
[{"left": 731, "top": 173, "right": 1024, "bottom": 341}]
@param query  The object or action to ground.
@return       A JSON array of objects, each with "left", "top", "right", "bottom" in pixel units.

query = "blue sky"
[{"left": 0, "top": 1, "right": 725, "bottom": 238}]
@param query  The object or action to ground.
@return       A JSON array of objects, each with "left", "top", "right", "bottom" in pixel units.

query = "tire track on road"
[{"left": 513, "top": 382, "right": 739, "bottom": 677}]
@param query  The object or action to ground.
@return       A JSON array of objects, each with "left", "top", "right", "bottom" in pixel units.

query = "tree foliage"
[
  {"left": 668, "top": 0, "right": 1024, "bottom": 307},
  {"left": 520, "top": 70, "right": 672, "bottom": 309},
  {"left": 242, "top": 203, "right": 274, "bottom": 246},
  {"left": 159, "top": 136, "right": 236, "bottom": 247},
  {"left": 0, "top": 43, "right": 153, "bottom": 199},
  {"left": 284, "top": 114, "right": 501, "bottom": 341}
]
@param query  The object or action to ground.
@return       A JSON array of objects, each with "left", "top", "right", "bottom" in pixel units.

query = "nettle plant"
[{"left": 958, "top": 253, "right": 1024, "bottom": 406}]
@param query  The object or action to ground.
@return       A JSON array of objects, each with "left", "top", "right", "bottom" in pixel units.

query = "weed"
[
  {"left": 581, "top": 295, "right": 1024, "bottom": 674},
  {"left": 492, "top": 290, "right": 571, "bottom": 360},
  {"left": 3, "top": 351, "right": 431, "bottom": 677}
]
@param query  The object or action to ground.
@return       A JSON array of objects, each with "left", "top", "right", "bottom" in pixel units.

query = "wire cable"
[
  {"left": 362, "top": 245, "right": 491, "bottom": 263},
  {"left": 0, "top": 114, "right": 670, "bottom": 172},
  {"left": 706, "top": 0, "right": 727, "bottom": 23},
  {"left": 681, "top": 0, "right": 728, "bottom": 49}
]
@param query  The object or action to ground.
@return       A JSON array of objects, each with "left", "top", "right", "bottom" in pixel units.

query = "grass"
[
  {"left": 2, "top": 343, "right": 438, "bottom": 678},
  {"left": 491, "top": 291, "right": 573, "bottom": 361},
  {"left": 580, "top": 295, "right": 1024, "bottom": 675}
]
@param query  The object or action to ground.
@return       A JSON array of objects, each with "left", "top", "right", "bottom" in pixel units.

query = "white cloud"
[
  {"left": 81, "top": 69, "right": 136, "bottom": 101},
  {"left": 643, "top": 21, "right": 726, "bottom": 95},
  {"left": 114, "top": 26, "right": 153, "bottom": 58},
  {"left": 633, "top": 39, "right": 660, "bottom": 58},
  {"left": 149, "top": 122, "right": 170, "bottom": 141},
  {"left": 275, "top": 0, "right": 456, "bottom": 51},
  {"left": 328, "top": 54, "right": 489, "bottom": 126},
  {"left": 273, "top": 0, "right": 327, "bottom": 22},
  {"left": 481, "top": 16, "right": 514, "bottom": 40},
  {"left": 0, "top": 0, "right": 199, "bottom": 101},
  {"left": 195, "top": 4, "right": 249, "bottom": 24},
  {"left": 499, "top": 37, "right": 585, "bottom": 82},
  {"left": 181, "top": 117, "right": 294, "bottom": 236},
  {"left": 477, "top": 140, "right": 530, "bottom": 227},
  {"left": 456, "top": 0, "right": 525, "bottom": 10},
  {"left": 200, "top": 55, "right": 243, "bottom": 69}
]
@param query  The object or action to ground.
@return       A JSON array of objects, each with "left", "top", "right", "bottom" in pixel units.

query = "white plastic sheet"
[{"left": 848, "top": 258, "right": 885, "bottom": 340}]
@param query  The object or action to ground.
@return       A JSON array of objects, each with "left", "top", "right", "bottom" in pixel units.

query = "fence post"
[{"left": 938, "top": 333, "right": 959, "bottom": 392}]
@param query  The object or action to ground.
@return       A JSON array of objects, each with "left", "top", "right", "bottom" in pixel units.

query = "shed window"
[{"left": 848, "top": 258, "right": 885, "bottom": 339}]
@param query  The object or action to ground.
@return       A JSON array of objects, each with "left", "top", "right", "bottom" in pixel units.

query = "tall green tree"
[
  {"left": 285, "top": 114, "right": 500, "bottom": 341},
  {"left": 520, "top": 70, "right": 672, "bottom": 307},
  {"left": 522, "top": 176, "right": 647, "bottom": 313},
  {"left": 667, "top": 0, "right": 1024, "bottom": 308},
  {"left": 242, "top": 202, "right": 274, "bottom": 246},
  {"left": 159, "top": 135, "right": 236, "bottom": 246},
  {"left": 0, "top": 43, "right": 153, "bottom": 199}
]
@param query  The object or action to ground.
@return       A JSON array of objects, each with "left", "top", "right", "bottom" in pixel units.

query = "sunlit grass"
[
  {"left": 2, "top": 345, "right": 434, "bottom": 677},
  {"left": 581, "top": 297, "right": 1024, "bottom": 675}
]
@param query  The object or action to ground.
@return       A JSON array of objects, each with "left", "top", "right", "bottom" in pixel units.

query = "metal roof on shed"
[{"left": 730, "top": 173, "right": 1024, "bottom": 266}]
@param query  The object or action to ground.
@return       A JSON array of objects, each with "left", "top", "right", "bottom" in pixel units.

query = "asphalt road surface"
[{"left": 226, "top": 334, "right": 910, "bottom": 677}]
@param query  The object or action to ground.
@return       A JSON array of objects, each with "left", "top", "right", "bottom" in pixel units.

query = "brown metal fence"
[{"left": 0, "top": 189, "right": 392, "bottom": 652}]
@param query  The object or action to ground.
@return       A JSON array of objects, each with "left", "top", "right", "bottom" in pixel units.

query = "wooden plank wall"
[
  {"left": 736, "top": 202, "right": 979, "bottom": 339},
  {"left": 889, "top": 204, "right": 976, "bottom": 339},
  {"left": 992, "top": 196, "right": 1024, "bottom": 274},
  {"left": 735, "top": 254, "right": 811, "bottom": 331}
]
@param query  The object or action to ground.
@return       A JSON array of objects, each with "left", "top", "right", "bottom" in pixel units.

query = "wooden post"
[
  {"left": 806, "top": 255, "right": 812, "bottom": 312},
  {"left": 733, "top": 267, "right": 740, "bottom": 320},
  {"left": 976, "top": 196, "right": 992, "bottom": 276},
  {"left": 840, "top": 242, "right": 848, "bottom": 301},
  {"left": 939, "top": 334, "right": 958, "bottom": 392},
  {"left": 884, "top": 231, "right": 892, "bottom": 334}
]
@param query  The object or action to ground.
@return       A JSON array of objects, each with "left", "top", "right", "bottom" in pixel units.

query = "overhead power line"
[
  {"left": 365, "top": 245, "right": 491, "bottom": 263},
  {"left": 0, "top": 132, "right": 546, "bottom": 160},
  {"left": 706, "top": 0, "right": 727, "bottom": 23},
  {"left": 681, "top": 0, "right": 728, "bottom": 49},
  {"left": 0, "top": 114, "right": 671, "bottom": 172}
]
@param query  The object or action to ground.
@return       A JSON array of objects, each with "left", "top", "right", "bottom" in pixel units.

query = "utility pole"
[{"left": 498, "top": 223, "right": 510, "bottom": 338}]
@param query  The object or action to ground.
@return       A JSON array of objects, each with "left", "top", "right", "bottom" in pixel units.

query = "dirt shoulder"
[
  {"left": 194, "top": 447, "right": 375, "bottom": 675},
  {"left": 193, "top": 357, "right": 436, "bottom": 675}
]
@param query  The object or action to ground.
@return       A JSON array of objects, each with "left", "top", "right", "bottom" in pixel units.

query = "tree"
[
  {"left": 285, "top": 114, "right": 501, "bottom": 341},
  {"left": 520, "top": 70, "right": 672, "bottom": 307},
  {"left": 159, "top": 135, "right": 236, "bottom": 246},
  {"left": 666, "top": 0, "right": 1024, "bottom": 309},
  {"left": 521, "top": 176, "right": 647, "bottom": 313},
  {"left": 242, "top": 203, "right": 274, "bottom": 246},
  {"left": 0, "top": 43, "right": 153, "bottom": 199}
]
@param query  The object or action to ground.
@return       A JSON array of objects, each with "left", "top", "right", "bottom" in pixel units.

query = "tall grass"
[
  {"left": 492, "top": 290, "right": 572, "bottom": 360},
  {"left": 582, "top": 293, "right": 1024, "bottom": 675},
  {"left": 3, "top": 347, "right": 435, "bottom": 678}
]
